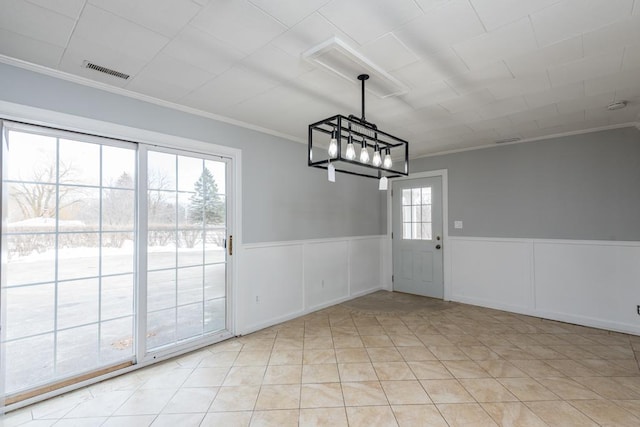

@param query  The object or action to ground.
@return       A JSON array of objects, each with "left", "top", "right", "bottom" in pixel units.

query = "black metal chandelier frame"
[{"left": 308, "top": 74, "right": 409, "bottom": 179}]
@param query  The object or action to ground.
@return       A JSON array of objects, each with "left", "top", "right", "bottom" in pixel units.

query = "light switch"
[{"left": 454, "top": 221, "right": 463, "bottom": 229}]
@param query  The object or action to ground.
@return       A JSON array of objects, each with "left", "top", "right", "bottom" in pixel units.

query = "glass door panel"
[
  {"left": 1, "top": 124, "right": 136, "bottom": 397},
  {"left": 146, "top": 150, "right": 228, "bottom": 353}
]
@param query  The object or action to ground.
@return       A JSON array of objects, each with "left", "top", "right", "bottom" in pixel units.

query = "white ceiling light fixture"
[{"left": 302, "top": 37, "right": 408, "bottom": 98}]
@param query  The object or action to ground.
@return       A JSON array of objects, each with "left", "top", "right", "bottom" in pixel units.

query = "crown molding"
[
  {"left": 0, "top": 54, "right": 305, "bottom": 144},
  {"left": 413, "top": 122, "right": 640, "bottom": 160}
]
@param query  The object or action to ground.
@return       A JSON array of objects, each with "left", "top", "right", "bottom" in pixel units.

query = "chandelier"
[{"left": 307, "top": 74, "right": 409, "bottom": 189}]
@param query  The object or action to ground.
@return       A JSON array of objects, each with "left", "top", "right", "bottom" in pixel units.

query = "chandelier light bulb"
[
  {"left": 327, "top": 131, "right": 338, "bottom": 158},
  {"left": 372, "top": 147, "right": 382, "bottom": 167},
  {"left": 359, "top": 140, "right": 370, "bottom": 164},
  {"left": 345, "top": 136, "right": 356, "bottom": 160},
  {"left": 383, "top": 149, "right": 392, "bottom": 169}
]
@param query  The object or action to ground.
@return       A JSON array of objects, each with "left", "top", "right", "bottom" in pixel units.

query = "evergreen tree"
[{"left": 188, "top": 168, "right": 224, "bottom": 224}]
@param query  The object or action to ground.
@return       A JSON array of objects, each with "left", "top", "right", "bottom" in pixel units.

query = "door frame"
[{"left": 386, "top": 169, "right": 450, "bottom": 301}]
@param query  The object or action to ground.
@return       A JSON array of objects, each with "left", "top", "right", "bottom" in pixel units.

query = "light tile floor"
[{"left": 4, "top": 291, "right": 640, "bottom": 426}]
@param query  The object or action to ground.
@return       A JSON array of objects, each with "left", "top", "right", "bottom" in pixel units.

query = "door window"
[{"left": 401, "top": 187, "right": 432, "bottom": 240}]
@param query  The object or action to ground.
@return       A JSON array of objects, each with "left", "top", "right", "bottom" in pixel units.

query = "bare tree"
[{"left": 11, "top": 160, "right": 83, "bottom": 219}]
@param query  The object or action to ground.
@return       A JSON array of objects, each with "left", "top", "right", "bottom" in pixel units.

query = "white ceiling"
[{"left": 1, "top": 0, "right": 639, "bottom": 157}]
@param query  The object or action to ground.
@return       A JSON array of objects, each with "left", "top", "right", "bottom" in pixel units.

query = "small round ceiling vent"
[{"left": 607, "top": 101, "right": 627, "bottom": 111}]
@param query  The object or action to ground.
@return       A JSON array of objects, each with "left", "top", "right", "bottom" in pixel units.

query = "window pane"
[
  {"left": 412, "top": 222, "right": 421, "bottom": 239},
  {"left": 412, "top": 205, "right": 421, "bottom": 223},
  {"left": 147, "top": 308, "right": 176, "bottom": 349},
  {"left": 5, "top": 233, "right": 56, "bottom": 285},
  {"left": 100, "top": 317, "right": 134, "bottom": 364},
  {"left": 179, "top": 192, "right": 202, "bottom": 228},
  {"left": 178, "top": 266, "right": 204, "bottom": 306},
  {"left": 5, "top": 334, "right": 55, "bottom": 393},
  {"left": 403, "top": 223, "right": 411, "bottom": 239},
  {"left": 101, "top": 274, "right": 134, "bottom": 321},
  {"left": 422, "top": 187, "right": 431, "bottom": 204},
  {"left": 148, "top": 190, "right": 176, "bottom": 227},
  {"left": 422, "top": 205, "right": 432, "bottom": 223},
  {"left": 178, "top": 155, "right": 203, "bottom": 193},
  {"left": 177, "top": 303, "right": 204, "bottom": 341},
  {"left": 205, "top": 160, "right": 226, "bottom": 195},
  {"left": 57, "top": 234, "right": 99, "bottom": 280},
  {"left": 411, "top": 188, "right": 421, "bottom": 205},
  {"left": 147, "top": 270, "right": 176, "bottom": 312},
  {"left": 205, "top": 298, "right": 225, "bottom": 333},
  {"left": 102, "top": 146, "right": 135, "bottom": 189},
  {"left": 178, "top": 230, "right": 204, "bottom": 267},
  {"left": 402, "top": 206, "right": 411, "bottom": 223},
  {"left": 148, "top": 238, "right": 176, "bottom": 271},
  {"left": 58, "top": 186, "right": 100, "bottom": 232},
  {"left": 204, "top": 194, "right": 226, "bottom": 227},
  {"left": 402, "top": 189, "right": 411, "bottom": 206},
  {"left": 102, "top": 232, "right": 135, "bottom": 275},
  {"left": 56, "top": 324, "right": 99, "bottom": 376},
  {"left": 5, "top": 284, "right": 55, "bottom": 340},
  {"left": 59, "top": 139, "right": 100, "bottom": 186},
  {"left": 422, "top": 223, "right": 432, "bottom": 240},
  {"left": 57, "top": 279, "right": 99, "bottom": 329},
  {"left": 103, "top": 189, "right": 135, "bottom": 230},
  {"left": 148, "top": 151, "right": 176, "bottom": 191},
  {"left": 8, "top": 182, "right": 57, "bottom": 222},
  {"left": 205, "top": 229, "right": 226, "bottom": 265},
  {"left": 6, "top": 131, "right": 56, "bottom": 182},
  {"left": 205, "top": 263, "right": 226, "bottom": 300}
]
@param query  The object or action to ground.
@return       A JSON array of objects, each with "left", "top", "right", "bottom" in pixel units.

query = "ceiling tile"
[
  {"left": 524, "top": 81, "right": 585, "bottom": 108},
  {"left": 622, "top": 44, "right": 640, "bottom": 69},
  {"left": 358, "top": 33, "right": 420, "bottom": 72},
  {"left": 446, "top": 61, "right": 513, "bottom": 94},
  {"left": 530, "top": 0, "right": 634, "bottom": 47},
  {"left": 487, "top": 72, "right": 551, "bottom": 99},
  {"left": 586, "top": 103, "right": 640, "bottom": 122},
  {"left": 453, "top": 17, "right": 539, "bottom": 69},
  {"left": 270, "top": 12, "right": 360, "bottom": 58},
  {"left": 0, "top": 0, "right": 75, "bottom": 48},
  {"left": 548, "top": 49, "right": 624, "bottom": 87},
  {"left": 394, "top": 0, "right": 485, "bottom": 55},
  {"left": 505, "top": 36, "right": 582, "bottom": 77},
  {"left": 391, "top": 48, "right": 469, "bottom": 87},
  {"left": 127, "top": 53, "right": 214, "bottom": 93},
  {"left": 242, "top": 45, "right": 313, "bottom": 82},
  {"left": 556, "top": 91, "right": 616, "bottom": 114},
  {"left": 161, "top": 26, "right": 246, "bottom": 76},
  {"left": 0, "top": 28, "right": 64, "bottom": 68},
  {"left": 466, "top": 116, "right": 513, "bottom": 132},
  {"left": 249, "top": 0, "right": 331, "bottom": 27},
  {"left": 125, "top": 77, "right": 202, "bottom": 103},
  {"left": 191, "top": 0, "right": 287, "bottom": 54},
  {"left": 584, "top": 67, "right": 640, "bottom": 96},
  {"left": 507, "top": 104, "right": 559, "bottom": 125},
  {"left": 319, "top": 0, "right": 422, "bottom": 45},
  {"left": 71, "top": 5, "right": 169, "bottom": 63},
  {"left": 88, "top": 0, "right": 202, "bottom": 38},
  {"left": 182, "top": 66, "right": 279, "bottom": 113},
  {"left": 398, "top": 80, "right": 459, "bottom": 109},
  {"left": 582, "top": 15, "right": 640, "bottom": 56},
  {"left": 26, "top": 0, "right": 85, "bottom": 19},
  {"left": 536, "top": 109, "right": 585, "bottom": 129},
  {"left": 478, "top": 96, "right": 529, "bottom": 119},
  {"left": 439, "top": 88, "right": 495, "bottom": 113},
  {"left": 470, "top": 0, "right": 560, "bottom": 31}
]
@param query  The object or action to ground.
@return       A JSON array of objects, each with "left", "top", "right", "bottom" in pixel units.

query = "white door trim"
[{"left": 387, "top": 170, "right": 450, "bottom": 300}]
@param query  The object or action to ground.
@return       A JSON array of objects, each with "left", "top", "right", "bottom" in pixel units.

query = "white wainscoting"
[
  {"left": 237, "top": 236, "right": 385, "bottom": 335},
  {"left": 449, "top": 237, "right": 640, "bottom": 335}
]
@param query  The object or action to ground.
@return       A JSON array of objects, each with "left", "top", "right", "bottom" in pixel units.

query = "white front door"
[{"left": 392, "top": 176, "right": 444, "bottom": 298}]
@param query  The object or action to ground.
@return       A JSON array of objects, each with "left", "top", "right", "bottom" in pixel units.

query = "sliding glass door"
[{"left": 0, "top": 122, "right": 233, "bottom": 404}]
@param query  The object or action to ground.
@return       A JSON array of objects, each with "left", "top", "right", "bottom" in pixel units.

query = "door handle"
[
  {"left": 228, "top": 235, "right": 233, "bottom": 256},
  {"left": 435, "top": 244, "right": 441, "bottom": 250}
]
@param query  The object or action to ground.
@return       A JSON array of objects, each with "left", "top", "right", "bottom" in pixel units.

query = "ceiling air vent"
[
  {"left": 495, "top": 137, "right": 521, "bottom": 144},
  {"left": 83, "top": 61, "right": 130, "bottom": 80}
]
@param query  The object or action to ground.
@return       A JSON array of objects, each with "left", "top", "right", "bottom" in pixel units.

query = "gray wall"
[
  {"left": 0, "top": 62, "right": 385, "bottom": 243},
  {"left": 412, "top": 127, "right": 640, "bottom": 241}
]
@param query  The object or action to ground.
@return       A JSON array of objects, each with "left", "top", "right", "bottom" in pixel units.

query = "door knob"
[{"left": 435, "top": 244, "right": 441, "bottom": 250}]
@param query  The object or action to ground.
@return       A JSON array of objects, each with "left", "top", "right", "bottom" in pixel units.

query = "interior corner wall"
[
  {"left": 0, "top": 62, "right": 385, "bottom": 244},
  {"left": 411, "top": 128, "right": 640, "bottom": 335}
]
